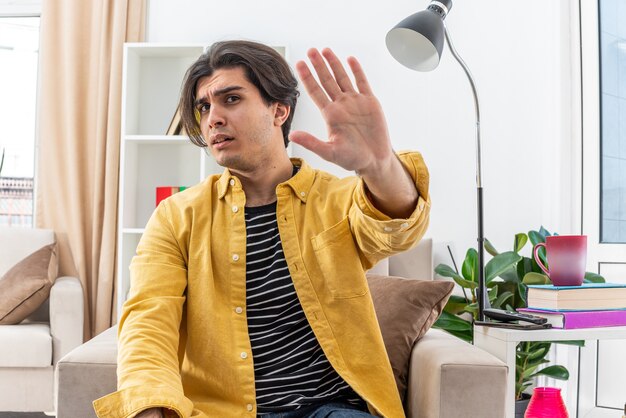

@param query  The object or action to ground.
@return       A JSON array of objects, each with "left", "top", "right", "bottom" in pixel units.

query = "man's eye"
[
  {"left": 198, "top": 103, "right": 210, "bottom": 113},
  {"left": 226, "top": 95, "right": 240, "bottom": 104}
]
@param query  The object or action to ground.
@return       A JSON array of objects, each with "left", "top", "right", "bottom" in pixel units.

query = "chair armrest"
[
  {"left": 56, "top": 326, "right": 117, "bottom": 418},
  {"left": 406, "top": 328, "right": 508, "bottom": 418},
  {"left": 50, "top": 276, "right": 84, "bottom": 365}
]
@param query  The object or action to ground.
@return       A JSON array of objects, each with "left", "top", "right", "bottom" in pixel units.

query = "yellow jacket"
[{"left": 94, "top": 152, "right": 430, "bottom": 418}]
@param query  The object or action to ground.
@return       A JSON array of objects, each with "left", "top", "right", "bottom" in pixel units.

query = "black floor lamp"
[{"left": 385, "top": 0, "right": 488, "bottom": 321}]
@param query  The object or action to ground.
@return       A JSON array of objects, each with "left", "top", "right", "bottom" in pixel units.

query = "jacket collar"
[{"left": 216, "top": 158, "right": 314, "bottom": 203}]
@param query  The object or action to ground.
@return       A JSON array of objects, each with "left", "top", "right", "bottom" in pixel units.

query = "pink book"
[{"left": 517, "top": 308, "right": 626, "bottom": 329}]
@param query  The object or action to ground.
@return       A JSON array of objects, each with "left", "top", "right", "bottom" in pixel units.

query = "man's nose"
[{"left": 208, "top": 106, "right": 225, "bottom": 128}]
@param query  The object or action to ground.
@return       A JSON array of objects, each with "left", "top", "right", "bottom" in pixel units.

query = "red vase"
[{"left": 525, "top": 387, "right": 568, "bottom": 418}]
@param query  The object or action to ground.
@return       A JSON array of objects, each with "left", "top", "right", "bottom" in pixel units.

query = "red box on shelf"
[{"left": 156, "top": 186, "right": 187, "bottom": 207}]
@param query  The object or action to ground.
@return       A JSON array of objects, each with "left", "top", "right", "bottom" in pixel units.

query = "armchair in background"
[{"left": 0, "top": 227, "right": 84, "bottom": 413}]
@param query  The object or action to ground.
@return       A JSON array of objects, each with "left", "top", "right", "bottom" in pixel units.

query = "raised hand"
[
  {"left": 291, "top": 48, "right": 419, "bottom": 219},
  {"left": 289, "top": 48, "right": 394, "bottom": 178}
]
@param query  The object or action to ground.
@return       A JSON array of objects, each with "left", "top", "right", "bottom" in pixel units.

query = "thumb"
[{"left": 289, "top": 131, "right": 334, "bottom": 162}]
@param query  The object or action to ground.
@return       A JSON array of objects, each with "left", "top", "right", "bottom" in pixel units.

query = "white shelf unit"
[{"left": 117, "top": 44, "right": 221, "bottom": 315}]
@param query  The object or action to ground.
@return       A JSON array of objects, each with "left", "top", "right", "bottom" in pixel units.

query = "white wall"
[{"left": 146, "top": 0, "right": 578, "bottom": 264}]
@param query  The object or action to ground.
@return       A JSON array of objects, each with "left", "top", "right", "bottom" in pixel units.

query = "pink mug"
[{"left": 533, "top": 235, "right": 587, "bottom": 286}]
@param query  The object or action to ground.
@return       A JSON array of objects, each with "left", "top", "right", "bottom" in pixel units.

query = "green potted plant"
[{"left": 433, "top": 227, "right": 604, "bottom": 410}]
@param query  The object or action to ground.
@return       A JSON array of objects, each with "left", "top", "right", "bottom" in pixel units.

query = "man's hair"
[{"left": 179, "top": 40, "right": 299, "bottom": 148}]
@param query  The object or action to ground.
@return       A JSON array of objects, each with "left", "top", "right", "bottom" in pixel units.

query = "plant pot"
[{"left": 515, "top": 393, "right": 532, "bottom": 418}]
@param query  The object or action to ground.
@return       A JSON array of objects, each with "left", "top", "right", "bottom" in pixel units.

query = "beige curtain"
[{"left": 36, "top": 0, "right": 146, "bottom": 339}]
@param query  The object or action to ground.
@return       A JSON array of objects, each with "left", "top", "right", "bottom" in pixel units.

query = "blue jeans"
[{"left": 259, "top": 402, "right": 376, "bottom": 418}]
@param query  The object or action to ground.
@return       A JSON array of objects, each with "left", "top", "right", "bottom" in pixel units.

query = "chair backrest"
[
  {"left": 0, "top": 227, "right": 56, "bottom": 323},
  {"left": 389, "top": 238, "right": 434, "bottom": 280},
  {"left": 0, "top": 227, "right": 56, "bottom": 277},
  {"left": 368, "top": 238, "right": 434, "bottom": 279}
]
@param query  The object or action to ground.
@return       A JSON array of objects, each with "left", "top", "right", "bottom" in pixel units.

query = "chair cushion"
[
  {"left": 0, "top": 227, "right": 55, "bottom": 276},
  {"left": 0, "top": 323, "right": 52, "bottom": 367},
  {"left": 367, "top": 274, "right": 454, "bottom": 402},
  {"left": 0, "top": 244, "right": 58, "bottom": 325}
]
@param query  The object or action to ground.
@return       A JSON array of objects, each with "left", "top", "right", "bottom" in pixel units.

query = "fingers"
[
  {"left": 295, "top": 48, "right": 371, "bottom": 110},
  {"left": 295, "top": 60, "right": 331, "bottom": 110},
  {"left": 320, "top": 48, "right": 356, "bottom": 94},
  {"left": 306, "top": 48, "right": 343, "bottom": 101},
  {"left": 289, "top": 131, "right": 334, "bottom": 162},
  {"left": 347, "top": 56, "right": 373, "bottom": 95}
]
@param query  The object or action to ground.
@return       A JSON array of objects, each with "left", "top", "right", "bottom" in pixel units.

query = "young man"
[{"left": 94, "top": 40, "right": 430, "bottom": 418}]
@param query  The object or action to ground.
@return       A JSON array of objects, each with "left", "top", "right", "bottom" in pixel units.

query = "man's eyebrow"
[{"left": 194, "top": 86, "right": 244, "bottom": 107}]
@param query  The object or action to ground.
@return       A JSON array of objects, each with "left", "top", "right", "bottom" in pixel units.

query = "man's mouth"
[{"left": 210, "top": 134, "right": 234, "bottom": 146}]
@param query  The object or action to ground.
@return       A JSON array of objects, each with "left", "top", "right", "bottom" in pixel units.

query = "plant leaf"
[
  {"left": 485, "top": 239, "right": 499, "bottom": 256},
  {"left": 528, "top": 348, "right": 550, "bottom": 361},
  {"left": 522, "top": 364, "right": 540, "bottom": 378},
  {"left": 443, "top": 295, "right": 470, "bottom": 315},
  {"left": 538, "top": 226, "right": 552, "bottom": 238},
  {"left": 462, "top": 248, "right": 478, "bottom": 283},
  {"left": 435, "top": 264, "right": 463, "bottom": 281},
  {"left": 454, "top": 277, "right": 479, "bottom": 290},
  {"left": 523, "top": 272, "right": 550, "bottom": 285},
  {"left": 531, "top": 244, "right": 548, "bottom": 269},
  {"left": 516, "top": 257, "right": 534, "bottom": 282},
  {"left": 514, "top": 233, "right": 528, "bottom": 253},
  {"left": 526, "top": 352, "right": 551, "bottom": 368},
  {"left": 464, "top": 303, "right": 479, "bottom": 315},
  {"left": 499, "top": 267, "right": 520, "bottom": 283},
  {"left": 486, "top": 251, "right": 522, "bottom": 282},
  {"left": 517, "top": 283, "right": 528, "bottom": 307},
  {"left": 529, "top": 365, "right": 569, "bottom": 380},
  {"left": 439, "top": 327, "right": 473, "bottom": 343},
  {"left": 492, "top": 291, "right": 514, "bottom": 309},
  {"left": 584, "top": 272, "right": 606, "bottom": 283},
  {"left": 488, "top": 284, "right": 498, "bottom": 302},
  {"left": 433, "top": 311, "right": 473, "bottom": 332},
  {"left": 436, "top": 264, "right": 477, "bottom": 289},
  {"left": 528, "top": 230, "right": 546, "bottom": 246}
]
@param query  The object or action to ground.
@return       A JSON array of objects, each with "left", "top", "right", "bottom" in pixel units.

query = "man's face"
[{"left": 194, "top": 66, "right": 288, "bottom": 172}]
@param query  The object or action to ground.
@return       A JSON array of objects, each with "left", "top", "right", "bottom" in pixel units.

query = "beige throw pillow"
[
  {"left": 367, "top": 274, "right": 454, "bottom": 402},
  {"left": 0, "top": 244, "right": 58, "bottom": 325}
]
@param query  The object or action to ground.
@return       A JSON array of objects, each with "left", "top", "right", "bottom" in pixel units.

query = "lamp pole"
[
  {"left": 443, "top": 25, "right": 486, "bottom": 321},
  {"left": 385, "top": 0, "right": 487, "bottom": 321}
]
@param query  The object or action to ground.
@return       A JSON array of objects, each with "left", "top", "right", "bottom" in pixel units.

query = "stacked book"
[
  {"left": 156, "top": 186, "right": 187, "bottom": 207},
  {"left": 518, "top": 283, "right": 626, "bottom": 329}
]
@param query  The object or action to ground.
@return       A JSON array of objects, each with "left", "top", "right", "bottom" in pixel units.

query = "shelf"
[
  {"left": 123, "top": 45, "right": 204, "bottom": 136},
  {"left": 125, "top": 135, "right": 192, "bottom": 144},
  {"left": 122, "top": 228, "right": 145, "bottom": 234},
  {"left": 124, "top": 43, "right": 205, "bottom": 57},
  {"left": 121, "top": 141, "right": 200, "bottom": 229}
]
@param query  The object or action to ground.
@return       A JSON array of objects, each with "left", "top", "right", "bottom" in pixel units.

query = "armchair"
[
  {"left": 56, "top": 239, "right": 507, "bottom": 417},
  {"left": 0, "top": 227, "right": 84, "bottom": 413}
]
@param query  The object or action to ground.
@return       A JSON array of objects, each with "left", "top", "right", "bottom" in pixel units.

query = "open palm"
[{"left": 290, "top": 48, "right": 394, "bottom": 176}]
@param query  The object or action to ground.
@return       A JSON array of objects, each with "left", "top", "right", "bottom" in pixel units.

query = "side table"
[{"left": 473, "top": 324, "right": 626, "bottom": 418}]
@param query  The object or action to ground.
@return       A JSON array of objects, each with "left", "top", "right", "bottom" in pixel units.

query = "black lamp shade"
[{"left": 385, "top": 9, "right": 445, "bottom": 72}]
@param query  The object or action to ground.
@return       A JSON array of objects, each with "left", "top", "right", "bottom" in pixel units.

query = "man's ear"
[{"left": 273, "top": 103, "right": 290, "bottom": 127}]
